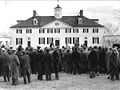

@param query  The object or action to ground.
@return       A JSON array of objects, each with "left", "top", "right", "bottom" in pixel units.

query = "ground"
[{"left": 0, "top": 73, "right": 120, "bottom": 90}]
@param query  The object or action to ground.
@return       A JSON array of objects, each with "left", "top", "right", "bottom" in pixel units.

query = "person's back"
[
  {"left": 0, "top": 51, "right": 11, "bottom": 82},
  {"left": 20, "top": 54, "right": 31, "bottom": 73},
  {"left": 109, "top": 49, "right": 119, "bottom": 81},
  {"left": 20, "top": 52, "right": 31, "bottom": 84},
  {"left": 37, "top": 50, "right": 45, "bottom": 80},
  {"left": 53, "top": 49, "right": 61, "bottom": 80},
  {"left": 9, "top": 52, "right": 20, "bottom": 85},
  {"left": 88, "top": 50, "right": 97, "bottom": 68},
  {"left": 44, "top": 49, "right": 53, "bottom": 80}
]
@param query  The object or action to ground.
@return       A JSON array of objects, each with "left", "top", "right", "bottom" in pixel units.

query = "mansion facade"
[{"left": 10, "top": 5, "right": 104, "bottom": 49}]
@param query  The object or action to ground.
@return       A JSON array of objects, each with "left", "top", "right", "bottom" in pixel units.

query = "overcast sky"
[{"left": 0, "top": 0, "right": 120, "bottom": 34}]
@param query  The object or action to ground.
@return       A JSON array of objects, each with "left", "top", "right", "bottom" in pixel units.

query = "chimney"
[
  {"left": 80, "top": 10, "right": 83, "bottom": 17},
  {"left": 33, "top": 10, "right": 36, "bottom": 17}
]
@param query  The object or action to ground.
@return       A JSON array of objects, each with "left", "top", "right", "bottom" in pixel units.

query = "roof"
[{"left": 10, "top": 15, "right": 104, "bottom": 28}]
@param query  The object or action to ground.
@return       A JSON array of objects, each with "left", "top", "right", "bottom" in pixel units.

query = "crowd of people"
[{"left": 0, "top": 44, "right": 120, "bottom": 86}]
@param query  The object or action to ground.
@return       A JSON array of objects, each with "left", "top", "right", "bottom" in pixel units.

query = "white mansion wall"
[{"left": 10, "top": 20, "right": 104, "bottom": 49}]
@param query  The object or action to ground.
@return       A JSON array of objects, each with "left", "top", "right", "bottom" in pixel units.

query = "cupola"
[{"left": 54, "top": 4, "right": 62, "bottom": 19}]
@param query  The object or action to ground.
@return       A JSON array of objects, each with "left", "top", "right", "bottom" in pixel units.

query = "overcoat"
[
  {"left": 29, "top": 51, "right": 38, "bottom": 74},
  {"left": 9, "top": 54, "right": 20, "bottom": 80},
  {"left": 37, "top": 51, "right": 45, "bottom": 75},
  {"left": 20, "top": 54, "right": 31, "bottom": 76},
  {"left": 53, "top": 50, "right": 61, "bottom": 73},
  {"left": 79, "top": 51, "right": 88, "bottom": 71},
  {"left": 0, "top": 52, "right": 11, "bottom": 77},
  {"left": 88, "top": 50, "right": 98, "bottom": 71},
  {"left": 44, "top": 52, "right": 53, "bottom": 74},
  {"left": 109, "top": 52, "right": 119, "bottom": 75},
  {"left": 105, "top": 50, "right": 112, "bottom": 72}
]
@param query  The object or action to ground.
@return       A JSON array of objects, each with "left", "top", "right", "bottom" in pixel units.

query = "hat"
[{"left": 1, "top": 48, "right": 6, "bottom": 52}]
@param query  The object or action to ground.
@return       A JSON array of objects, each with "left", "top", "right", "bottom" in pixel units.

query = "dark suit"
[
  {"left": 109, "top": 52, "right": 119, "bottom": 80},
  {"left": 53, "top": 50, "right": 61, "bottom": 80},
  {"left": 79, "top": 51, "right": 88, "bottom": 73},
  {"left": 9, "top": 53, "right": 20, "bottom": 85},
  {"left": 37, "top": 51, "right": 45, "bottom": 80},
  {"left": 44, "top": 51, "right": 53, "bottom": 80},
  {"left": 20, "top": 53, "right": 31, "bottom": 84},
  {"left": 71, "top": 50, "right": 80, "bottom": 75},
  {"left": 0, "top": 52, "right": 11, "bottom": 82}
]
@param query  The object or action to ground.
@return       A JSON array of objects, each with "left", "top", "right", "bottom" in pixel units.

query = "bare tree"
[{"left": 104, "top": 23, "right": 120, "bottom": 35}]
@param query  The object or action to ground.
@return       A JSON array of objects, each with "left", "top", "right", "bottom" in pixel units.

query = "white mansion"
[{"left": 10, "top": 5, "right": 104, "bottom": 49}]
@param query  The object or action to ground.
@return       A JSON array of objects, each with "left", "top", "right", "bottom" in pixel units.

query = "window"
[
  {"left": 16, "top": 38, "right": 22, "bottom": 45},
  {"left": 78, "top": 18, "right": 82, "bottom": 24},
  {"left": 93, "top": 29, "right": 99, "bottom": 33},
  {"left": 47, "top": 37, "right": 53, "bottom": 44},
  {"left": 33, "top": 18, "right": 38, "bottom": 25},
  {"left": 83, "top": 28, "right": 89, "bottom": 33},
  {"left": 39, "top": 29, "right": 45, "bottom": 33},
  {"left": 55, "top": 23, "right": 59, "bottom": 26},
  {"left": 26, "top": 29, "right": 32, "bottom": 33},
  {"left": 54, "top": 29, "right": 60, "bottom": 33},
  {"left": 73, "top": 29, "right": 79, "bottom": 33},
  {"left": 92, "top": 37, "right": 99, "bottom": 44},
  {"left": 65, "top": 37, "right": 72, "bottom": 44},
  {"left": 47, "top": 29, "right": 53, "bottom": 33},
  {"left": 65, "top": 28, "right": 71, "bottom": 33},
  {"left": 39, "top": 38, "right": 45, "bottom": 44},
  {"left": 73, "top": 37, "right": 79, "bottom": 44},
  {"left": 16, "top": 29, "right": 22, "bottom": 34}
]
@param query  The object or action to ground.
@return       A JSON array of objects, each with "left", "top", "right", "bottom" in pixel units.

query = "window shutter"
[
  {"left": 87, "top": 29, "right": 89, "bottom": 33},
  {"left": 93, "top": 37, "right": 94, "bottom": 44},
  {"left": 65, "top": 29, "right": 67, "bottom": 33},
  {"left": 52, "top": 38, "right": 53, "bottom": 42},
  {"left": 70, "top": 29, "right": 71, "bottom": 33},
  {"left": 97, "top": 37, "right": 99, "bottom": 44},
  {"left": 43, "top": 29, "right": 45, "bottom": 33},
  {"left": 73, "top": 38, "right": 74, "bottom": 44},
  {"left": 16, "top": 38, "right": 18, "bottom": 45},
  {"left": 47, "top": 38, "right": 48, "bottom": 44},
  {"left": 59, "top": 29, "right": 60, "bottom": 33},
  {"left": 21, "top": 38, "right": 22, "bottom": 45},
  {"left": 44, "top": 38, "right": 45, "bottom": 44},
  {"left": 39, "top": 38, "right": 40, "bottom": 44},
  {"left": 65, "top": 38, "right": 66, "bottom": 44},
  {"left": 70, "top": 38, "right": 71, "bottom": 44}
]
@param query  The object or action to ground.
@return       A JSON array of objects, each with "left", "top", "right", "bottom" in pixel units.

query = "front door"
[
  {"left": 55, "top": 40, "right": 60, "bottom": 46},
  {"left": 27, "top": 41, "right": 31, "bottom": 47},
  {"left": 84, "top": 40, "right": 87, "bottom": 47}
]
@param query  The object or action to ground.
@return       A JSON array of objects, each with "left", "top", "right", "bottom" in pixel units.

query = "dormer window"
[
  {"left": 33, "top": 18, "right": 38, "bottom": 25},
  {"left": 78, "top": 18, "right": 82, "bottom": 24}
]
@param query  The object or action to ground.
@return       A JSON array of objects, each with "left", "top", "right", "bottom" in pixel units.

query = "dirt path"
[{"left": 0, "top": 73, "right": 120, "bottom": 90}]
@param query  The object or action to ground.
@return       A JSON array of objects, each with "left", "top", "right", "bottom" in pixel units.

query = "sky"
[{"left": 0, "top": 0, "right": 120, "bottom": 35}]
